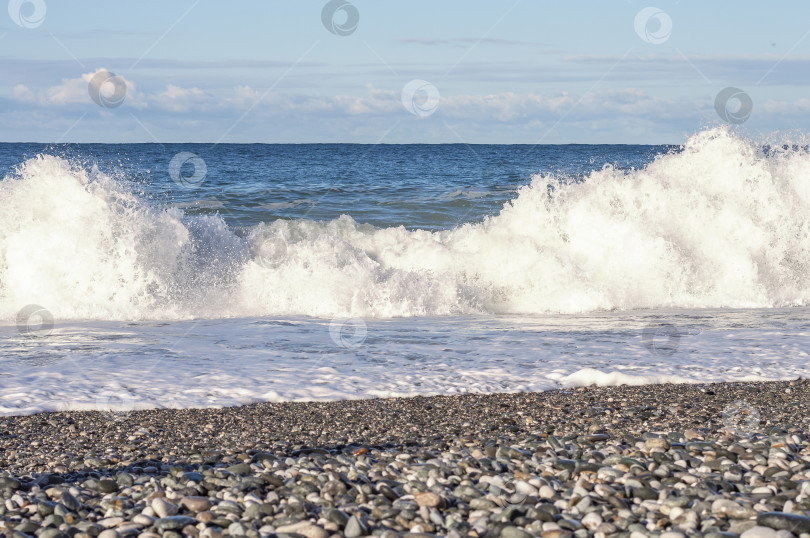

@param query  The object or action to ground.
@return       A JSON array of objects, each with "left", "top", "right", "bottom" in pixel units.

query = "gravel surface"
[{"left": 2, "top": 380, "right": 810, "bottom": 538}]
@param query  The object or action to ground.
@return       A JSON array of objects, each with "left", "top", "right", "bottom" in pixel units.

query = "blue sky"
[{"left": 2, "top": 0, "right": 810, "bottom": 143}]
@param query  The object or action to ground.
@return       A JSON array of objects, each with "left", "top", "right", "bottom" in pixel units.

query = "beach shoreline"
[{"left": 1, "top": 380, "right": 809, "bottom": 537}]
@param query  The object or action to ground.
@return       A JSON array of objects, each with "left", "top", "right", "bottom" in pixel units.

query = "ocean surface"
[{"left": 2, "top": 127, "right": 810, "bottom": 415}]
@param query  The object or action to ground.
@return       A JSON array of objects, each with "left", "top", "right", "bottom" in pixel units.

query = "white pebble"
[
  {"left": 741, "top": 526, "right": 779, "bottom": 538},
  {"left": 151, "top": 497, "right": 178, "bottom": 518},
  {"left": 581, "top": 512, "right": 603, "bottom": 530},
  {"left": 515, "top": 480, "right": 537, "bottom": 496},
  {"left": 132, "top": 514, "right": 155, "bottom": 526},
  {"left": 538, "top": 485, "right": 555, "bottom": 499},
  {"left": 275, "top": 521, "right": 328, "bottom": 538}
]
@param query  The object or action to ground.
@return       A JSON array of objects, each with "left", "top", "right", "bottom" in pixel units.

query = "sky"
[{"left": 2, "top": 0, "right": 810, "bottom": 143}]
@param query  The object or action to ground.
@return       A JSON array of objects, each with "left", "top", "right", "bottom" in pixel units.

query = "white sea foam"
[
  {"left": 7, "top": 128, "right": 810, "bottom": 414},
  {"left": 2, "top": 128, "right": 810, "bottom": 320},
  {"left": 0, "top": 129, "right": 810, "bottom": 320},
  {"left": 1, "top": 310, "right": 807, "bottom": 415}
]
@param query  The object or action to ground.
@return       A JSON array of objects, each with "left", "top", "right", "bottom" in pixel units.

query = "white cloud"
[
  {"left": 4, "top": 79, "right": 705, "bottom": 123},
  {"left": 12, "top": 68, "right": 140, "bottom": 107},
  {"left": 761, "top": 98, "right": 810, "bottom": 115},
  {"left": 46, "top": 72, "right": 93, "bottom": 105},
  {"left": 152, "top": 84, "right": 208, "bottom": 112},
  {"left": 442, "top": 92, "right": 574, "bottom": 121},
  {"left": 10, "top": 74, "right": 810, "bottom": 143},
  {"left": 12, "top": 84, "right": 36, "bottom": 103}
]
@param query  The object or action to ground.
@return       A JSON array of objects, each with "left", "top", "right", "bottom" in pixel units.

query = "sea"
[{"left": 2, "top": 126, "right": 810, "bottom": 415}]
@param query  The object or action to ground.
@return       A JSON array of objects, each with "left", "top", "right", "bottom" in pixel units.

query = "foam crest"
[
  {"left": 240, "top": 127, "right": 810, "bottom": 315},
  {"left": 2, "top": 127, "right": 810, "bottom": 320},
  {"left": 0, "top": 155, "right": 243, "bottom": 320}
]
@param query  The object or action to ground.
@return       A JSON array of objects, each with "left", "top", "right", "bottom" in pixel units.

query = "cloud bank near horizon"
[{"left": 2, "top": 1, "right": 810, "bottom": 143}]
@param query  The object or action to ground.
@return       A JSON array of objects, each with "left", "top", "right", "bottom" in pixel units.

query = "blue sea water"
[
  {"left": 1, "top": 128, "right": 810, "bottom": 414},
  {"left": 0, "top": 141, "right": 663, "bottom": 231}
]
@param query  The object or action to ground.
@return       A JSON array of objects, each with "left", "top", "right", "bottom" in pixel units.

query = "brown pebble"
[
  {"left": 414, "top": 491, "right": 441, "bottom": 508},
  {"left": 180, "top": 496, "right": 212, "bottom": 512}
]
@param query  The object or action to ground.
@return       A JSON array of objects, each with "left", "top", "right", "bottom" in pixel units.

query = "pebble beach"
[{"left": 2, "top": 380, "right": 810, "bottom": 538}]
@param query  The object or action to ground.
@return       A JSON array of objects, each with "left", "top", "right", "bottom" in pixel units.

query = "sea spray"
[
  {"left": 0, "top": 155, "right": 243, "bottom": 320},
  {"left": 3, "top": 127, "right": 810, "bottom": 320}
]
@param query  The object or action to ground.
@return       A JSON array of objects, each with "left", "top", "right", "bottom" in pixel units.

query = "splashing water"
[{"left": 1, "top": 127, "right": 810, "bottom": 321}]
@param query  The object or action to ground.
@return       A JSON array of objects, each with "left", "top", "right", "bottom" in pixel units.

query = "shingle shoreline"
[{"left": 1, "top": 380, "right": 809, "bottom": 538}]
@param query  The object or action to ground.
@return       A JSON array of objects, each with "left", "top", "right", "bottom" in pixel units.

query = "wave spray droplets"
[{"left": 2, "top": 128, "right": 810, "bottom": 321}]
